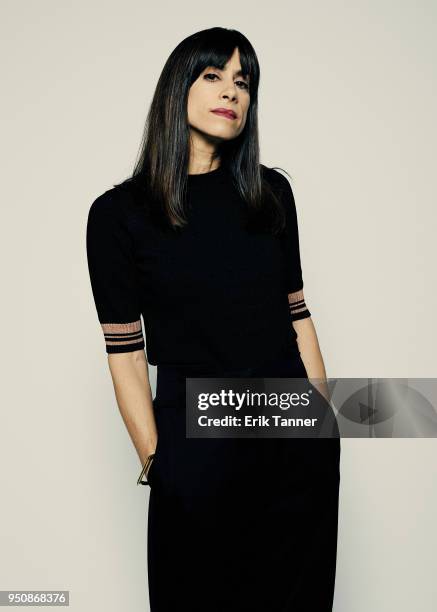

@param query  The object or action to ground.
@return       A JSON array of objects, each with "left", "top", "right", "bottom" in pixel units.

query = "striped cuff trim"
[
  {"left": 101, "top": 320, "right": 145, "bottom": 350},
  {"left": 288, "top": 289, "right": 311, "bottom": 321}
]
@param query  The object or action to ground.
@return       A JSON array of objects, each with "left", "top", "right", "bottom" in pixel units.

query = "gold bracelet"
[{"left": 137, "top": 453, "right": 155, "bottom": 486}]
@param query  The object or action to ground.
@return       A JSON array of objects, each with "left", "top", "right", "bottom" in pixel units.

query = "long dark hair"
[{"left": 122, "top": 27, "right": 287, "bottom": 234}]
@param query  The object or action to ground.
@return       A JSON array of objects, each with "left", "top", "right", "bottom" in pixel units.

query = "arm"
[
  {"left": 288, "top": 287, "right": 330, "bottom": 402},
  {"left": 287, "top": 287, "right": 327, "bottom": 380},
  {"left": 107, "top": 350, "right": 157, "bottom": 479},
  {"left": 271, "top": 167, "right": 330, "bottom": 403},
  {"left": 291, "top": 314, "right": 329, "bottom": 402},
  {"left": 86, "top": 188, "right": 156, "bottom": 483}
]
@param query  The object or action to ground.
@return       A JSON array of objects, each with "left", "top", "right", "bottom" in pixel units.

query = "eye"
[
  {"left": 236, "top": 80, "right": 249, "bottom": 91},
  {"left": 203, "top": 73, "right": 250, "bottom": 91},
  {"left": 204, "top": 73, "right": 219, "bottom": 82}
]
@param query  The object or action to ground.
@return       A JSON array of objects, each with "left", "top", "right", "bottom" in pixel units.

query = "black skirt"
[{"left": 147, "top": 350, "right": 341, "bottom": 611}]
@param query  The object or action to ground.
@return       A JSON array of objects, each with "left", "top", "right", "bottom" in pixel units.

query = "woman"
[{"left": 86, "top": 27, "right": 340, "bottom": 612}]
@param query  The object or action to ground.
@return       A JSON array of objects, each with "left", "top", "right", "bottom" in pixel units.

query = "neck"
[{"left": 188, "top": 133, "right": 221, "bottom": 175}]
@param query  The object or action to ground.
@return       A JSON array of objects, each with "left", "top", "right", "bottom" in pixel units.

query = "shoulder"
[
  {"left": 87, "top": 181, "right": 138, "bottom": 227},
  {"left": 260, "top": 165, "right": 298, "bottom": 227},
  {"left": 88, "top": 187, "right": 119, "bottom": 220},
  {"left": 260, "top": 164, "right": 293, "bottom": 194}
]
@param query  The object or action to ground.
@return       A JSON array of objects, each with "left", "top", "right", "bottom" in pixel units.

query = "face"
[{"left": 187, "top": 47, "right": 250, "bottom": 144}]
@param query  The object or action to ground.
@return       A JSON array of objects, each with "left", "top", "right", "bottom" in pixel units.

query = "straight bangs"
[{"left": 187, "top": 28, "right": 260, "bottom": 100}]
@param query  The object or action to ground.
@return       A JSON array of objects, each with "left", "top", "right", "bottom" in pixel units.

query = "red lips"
[{"left": 211, "top": 108, "right": 237, "bottom": 120}]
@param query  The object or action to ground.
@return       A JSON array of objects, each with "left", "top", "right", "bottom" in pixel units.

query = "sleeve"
[
  {"left": 272, "top": 169, "right": 312, "bottom": 322},
  {"left": 86, "top": 190, "right": 145, "bottom": 354}
]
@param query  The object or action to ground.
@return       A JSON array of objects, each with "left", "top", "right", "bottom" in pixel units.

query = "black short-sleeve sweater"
[{"left": 86, "top": 163, "right": 311, "bottom": 369}]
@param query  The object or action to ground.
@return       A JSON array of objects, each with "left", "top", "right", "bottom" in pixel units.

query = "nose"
[
  {"left": 222, "top": 91, "right": 238, "bottom": 103},
  {"left": 221, "top": 80, "right": 239, "bottom": 102}
]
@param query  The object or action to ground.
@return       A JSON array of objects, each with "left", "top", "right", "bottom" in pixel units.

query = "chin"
[{"left": 204, "top": 125, "right": 239, "bottom": 141}]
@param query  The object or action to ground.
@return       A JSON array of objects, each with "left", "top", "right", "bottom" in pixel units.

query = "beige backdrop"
[{"left": 1, "top": 1, "right": 436, "bottom": 610}]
